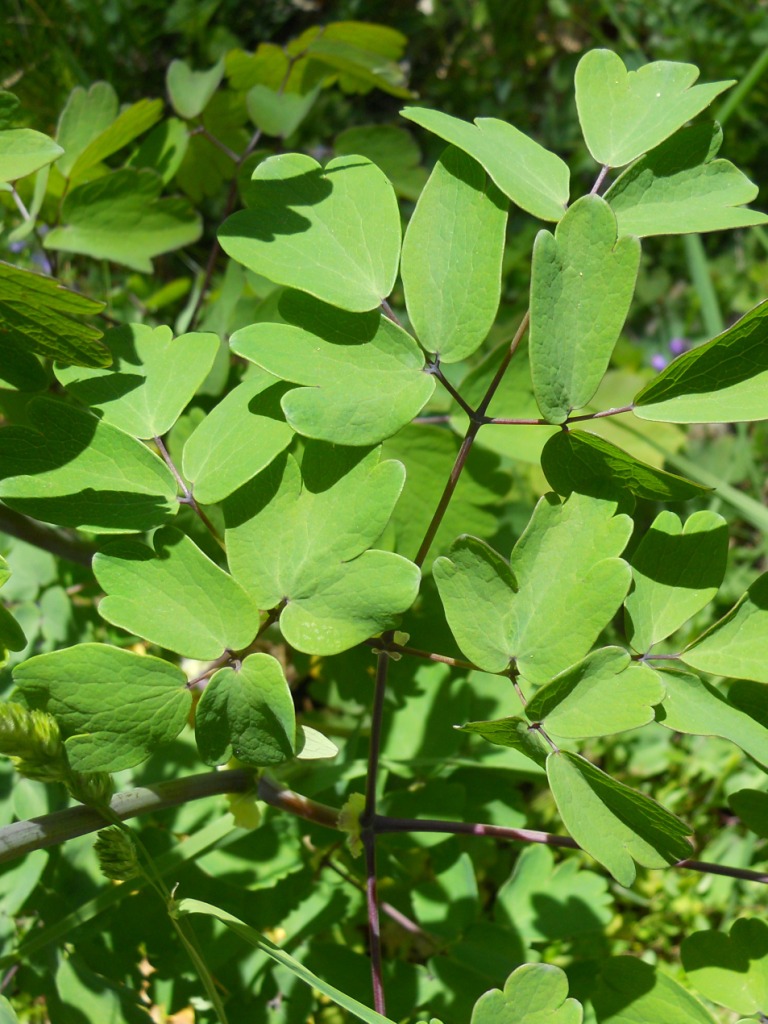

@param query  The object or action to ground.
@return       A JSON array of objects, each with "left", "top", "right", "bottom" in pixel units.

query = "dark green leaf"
[
  {"left": 728, "top": 789, "right": 768, "bottom": 838},
  {"left": 457, "top": 716, "right": 548, "bottom": 768}
]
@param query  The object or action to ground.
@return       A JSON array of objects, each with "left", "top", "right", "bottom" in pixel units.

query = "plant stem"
[
  {"left": 153, "top": 434, "right": 225, "bottom": 547},
  {"left": 363, "top": 637, "right": 478, "bottom": 672},
  {"left": 430, "top": 362, "right": 476, "bottom": 419},
  {"left": 0, "top": 503, "right": 96, "bottom": 567}
]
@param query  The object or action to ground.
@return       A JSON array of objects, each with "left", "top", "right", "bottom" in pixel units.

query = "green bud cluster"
[{"left": 94, "top": 826, "right": 139, "bottom": 882}]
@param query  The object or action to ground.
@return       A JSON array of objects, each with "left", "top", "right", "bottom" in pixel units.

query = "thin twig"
[
  {"left": 363, "top": 637, "right": 478, "bottom": 672},
  {"left": 0, "top": 504, "right": 96, "bottom": 567},
  {"left": 430, "top": 362, "right": 477, "bottom": 419},
  {"left": 153, "top": 435, "right": 225, "bottom": 547}
]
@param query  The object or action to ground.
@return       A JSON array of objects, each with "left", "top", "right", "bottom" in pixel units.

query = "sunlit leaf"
[
  {"left": 0, "top": 129, "right": 63, "bottom": 183},
  {"left": 682, "top": 919, "right": 768, "bottom": 1016},
  {"left": 471, "top": 963, "right": 583, "bottom": 1023},
  {"left": 68, "top": 98, "right": 163, "bottom": 181},
  {"left": 681, "top": 572, "right": 768, "bottom": 682},
  {"left": 167, "top": 58, "right": 225, "bottom": 119},
  {"left": 593, "top": 956, "right": 717, "bottom": 1023}
]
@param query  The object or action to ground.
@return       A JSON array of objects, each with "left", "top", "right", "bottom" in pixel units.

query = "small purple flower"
[
  {"left": 669, "top": 336, "right": 688, "bottom": 356},
  {"left": 650, "top": 353, "right": 668, "bottom": 372}
]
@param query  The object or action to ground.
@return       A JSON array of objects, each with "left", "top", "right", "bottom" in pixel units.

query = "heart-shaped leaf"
[
  {"left": 13, "top": 643, "right": 191, "bottom": 772},
  {"left": 681, "top": 572, "right": 768, "bottom": 682},
  {"left": 0, "top": 129, "right": 63, "bottom": 183},
  {"left": 94, "top": 526, "right": 262, "bottom": 660},
  {"left": 167, "top": 58, "right": 225, "bottom": 120},
  {"left": 230, "top": 292, "right": 434, "bottom": 445},
  {"left": 470, "top": 963, "right": 583, "bottom": 1023},
  {"left": 605, "top": 122, "right": 768, "bottom": 236},
  {"left": 195, "top": 653, "right": 296, "bottom": 767},
  {"left": 525, "top": 647, "right": 664, "bottom": 738},
  {"left": 224, "top": 444, "right": 420, "bottom": 654},
  {"left": 335, "top": 124, "right": 427, "bottom": 200},
  {"left": 593, "top": 956, "right": 717, "bottom": 1023},
  {"left": 401, "top": 145, "right": 508, "bottom": 363},
  {"left": 529, "top": 195, "right": 640, "bottom": 424},
  {"left": 67, "top": 98, "right": 163, "bottom": 181},
  {"left": 575, "top": 50, "right": 732, "bottom": 168},
  {"left": 55, "top": 323, "right": 219, "bottom": 438},
  {"left": 682, "top": 919, "right": 768, "bottom": 1016},
  {"left": 219, "top": 153, "right": 400, "bottom": 311},
  {"left": 624, "top": 510, "right": 728, "bottom": 652},
  {"left": 55, "top": 81, "right": 118, "bottom": 179},
  {"left": 0, "top": 397, "right": 178, "bottom": 533},
  {"left": 547, "top": 750, "right": 692, "bottom": 886},
  {"left": 634, "top": 299, "right": 768, "bottom": 423},
  {"left": 401, "top": 106, "right": 569, "bottom": 221}
]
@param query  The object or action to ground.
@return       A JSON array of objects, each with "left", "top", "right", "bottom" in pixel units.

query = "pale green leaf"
[
  {"left": 230, "top": 292, "right": 434, "bottom": 445},
  {"left": 246, "top": 83, "right": 320, "bottom": 138},
  {"left": 575, "top": 49, "right": 732, "bottom": 167},
  {"left": 55, "top": 324, "right": 219, "bottom": 438},
  {"left": 127, "top": 117, "right": 189, "bottom": 185},
  {"left": 401, "top": 106, "right": 569, "bottom": 221},
  {"left": 45, "top": 168, "right": 202, "bottom": 273},
  {"left": 728, "top": 789, "right": 768, "bottom": 838},
  {"left": 0, "top": 129, "right": 63, "bottom": 183},
  {"left": 219, "top": 153, "right": 400, "bottom": 311},
  {"left": 606, "top": 122, "right": 768, "bottom": 236},
  {"left": 656, "top": 669, "right": 768, "bottom": 768},
  {"left": 55, "top": 82, "right": 118, "bottom": 179},
  {"left": 456, "top": 716, "right": 548, "bottom": 768},
  {"left": 681, "top": 572, "right": 768, "bottom": 682},
  {"left": 93, "top": 526, "right": 262, "bottom": 660},
  {"left": 547, "top": 750, "right": 692, "bottom": 886},
  {"left": 174, "top": 898, "right": 397, "bottom": 1024},
  {"left": 302, "top": 29, "right": 411, "bottom": 98},
  {"left": 682, "top": 919, "right": 768, "bottom": 1016},
  {"left": 634, "top": 299, "right": 768, "bottom": 423},
  {"left": 224, "top": 444, "right": 419, "bottom": 655},
  {"left": 68, "top": 98, "right": 163, "bottom": 181},
  {"left": 195, "top": 653, "right": 296, "bottom": 766},
  {"left": 182, "top": 373, "right": 294, "bottom": 504},
  {"left": 14, "top": 643, "right": 190, "bottom": 772},
  {"left": 624, "top": 510, "right": 728, "bottom": 652},
  {"left": 401, "top": 145, "right": 508, "bottom": 362},
  {"left": 593, "top": 956, "right": 717, "bottom": 1023},
  {"left": 0, "top": 261, "right": 108, "bottom": 368},
  {"left": 0, "top": 995, "right": 19, "bottom": 1024},
  {"left": 541, "top": 430, "right": 707, "bottom": 501},
  {"left": 335, "top": 124, "right": 426, "bottom": 200},
  {"left": 471, "top": 963, "right": 583, "bottom": 1023},
  {"left": 167, "top": 58, "right": 225, "bottom": 119},
  {"left": 529, "top": 195, "right": 640, "bottom": 424},
  {"left": 526, "top": 647, "right": 664, "bottom": 738},
  {"left": 0, "top": 397, "right": 178, "bottom": 533},
  {"left": 296, "top": 725, "right": 339, "bottom": 760}
]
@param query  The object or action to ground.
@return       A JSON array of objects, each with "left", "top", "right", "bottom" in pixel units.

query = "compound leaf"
[
  {"left": 94, "top": 526, "right": 262, "bottom": 660},
  {"left": 470, "top": 963, "right": 583, "bottom": 1023},
  {"left": 401, "top": 106, "right": 569, "bottom": 221},
  {"left": 682, "top": 919, "right": 768, "bottom": 1016},
  {"left": 13, "top": 643, "right": 191, "bottom": 772},
  {"left": 593, "top": 956, "right": 717, "bottom": 1024},
  {"left": 624, "top": 510, "right": 728, "bottom": 652},
  {"left": 195, "top": 653, "right": 296, "bottom": 767},
  {"left": 634, "top": 300, "right": 768, "bottom": 423},
  {"left": 401, "top": 145, "right": 508, "bottom": 362},
  {"left": 0, "top": 398, "right": 177, "bottom": 533},
  {"left": 575, "top": 50, "right": 731, "bottom": 168},
  {"left": 230, "top": 291, "right": 433, "bottom": 445},
  {"left": 605, "top": 122, "right": 768, "bottom": 236},
  {"left": 681, "top": 572, "right": 768, "bottom": 682},
  {"left": 547, "top": 749, "right": 693, "bottom": 886},
  {"left": 55, "top": 324, "right": 219, "bottom": 438},
  {"left": 219, "top": 153, "right": 400, "bottom": 311},
  {"left": 529, "top": 195, "right": 640, "bottom": 424}
]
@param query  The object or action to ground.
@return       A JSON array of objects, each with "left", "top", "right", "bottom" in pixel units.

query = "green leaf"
[
  {"left": 0, "top": 995, "right": 19, "bottom": 1024},
  {"left": 167, "top": 58, "right": 225, "bottom": 119},
  {"left": 728, "top": 789, "right": 768, "bottom": 838},
  {"left": 526, "top": 647, "right": 664, "bottom": 739},
  {"left": 55, "top": 324, "right": 219, "bottom": 438},
  {"left": 470, "top": 963, "right": 583, "bottom": 1023},
  {"left": 547, "top": 750, "right": 692, "bottom": 886},
  {"left": 457, "top": 716, "right": 548, "bottom": 768},
  {"left": 0, "top": 129, "right": 63, "bottom": 183},
  {"left": 296, "top": 725, "right": 339, "bottom": 760},
  {"left": 575, "top": 50, "right": 732, "bottom": 168},
  {"left": 0, "top": 91, "right": 21, "bottom": 130},
  {"left": 605, "top": 122, "right": 768, "bottom": 236},
  {"left": 174, "top": 898, "right": 397, "bottom": 1024},
  {"left": 93, "top": 526, "right": 262, "bottom": 660},
  {"left": 401, "top": 146, "right": 508, "bottom": 363},
  {"left": 335, "top": 124, "right": 426, "bottom": 200},
  {"left": 0, "top": 397, "right": 178, "bottom": 532},
  {"left": 496, "top": 845, "right": 613, "bottom": 943},
  {"left": 681, "top": 572, "right": 768, "bottom": 682},
  {"left": 67, "top": 98, "right": 163, "bottom": 181},
  {"left": 55, "top": 82, "right": 119, "bottom": 179},
  {"left": 224, "top": 444, "right": 420, "bottom": 654},
  {"left": 593, "top": 956, "right": 717, "bottom": 1023},
  {"left": 529, "top": 195, "right": 640, "bottom": 424},
  {"left": 182, "top": 373, "right": 294, "bottom": 504},
  {"left": 624, "top": 510, "right": 728, "bottom": 652},
  {"left": 300, "top": 23, "right": 411, "bottom": 98},
  {"left": 45, "top": 168, "right": 202, "bottom": 273},
  {"left": 435, "top": 494, "right": 632, "bottom": 682},
  {"left": 0, "top": 261, "right": 108, "bottom": 368},
  {"left": 230, "top": 292, "right": 434, "bottom": 445},
  {"left": 219, "top": 153, "right": 401, "bottom": 311},
  {"left": 0, "top": 341, "right": 47, "bottom": 391},
  {"left": 14, "top": 643, "right": 191, "bottom": 772},
  {"left": 0, "top": 556, "right": 26, "bottom": 662},
  {"left": 246, "top": 83, "right": 320, "bottom": 138},
  {"left": 541, "top": 430, "right": 707, "bottom": 501},
  {"left": 656, "top": 669, "right": 768, "bottom": 769},
  {"left": 634, "top": 299, "right": 768, "bottom": 423},
  {"left": 682, "top": 918, "right": 768, "bottom": 1015},
  {"left": 127, "top": 116, "right": 189, "bottom": 185},
  {"left": 400, "top": 107, "right": 569, "bottom": 221},
  {"left": 195, "top": 653, "right": 296, "bottom": 767}
]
